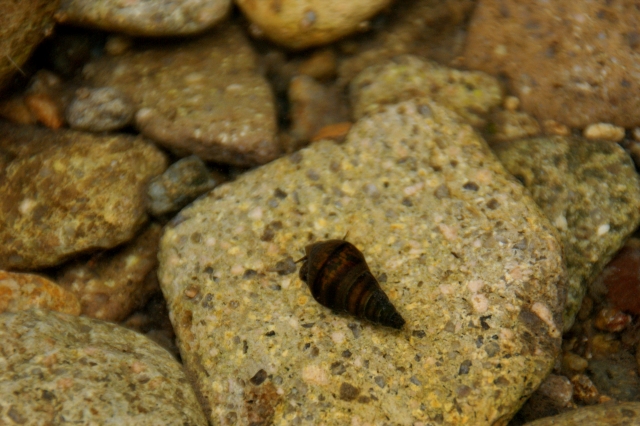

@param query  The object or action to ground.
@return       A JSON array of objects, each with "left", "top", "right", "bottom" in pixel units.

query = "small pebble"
[
  {"left": 593, "top": 307, "right": 631, "bottom": 333},
  {"left": 542, "top": 119, "right": 570, "bottom": 136},
  {"left": 583, "top": 122, "right": 625, "bottom": 142},
  {"left": 67, "top": 87, "right": 135, "bottom": 132}
]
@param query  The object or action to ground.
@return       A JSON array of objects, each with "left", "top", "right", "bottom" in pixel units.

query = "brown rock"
[
  {"left": 464, "top": 0, "right": 640, "bottom": 128},
  {"left": 0, "top": 0, "right": 59, "bottom": 93},
  {"left": 523, "top": 402, "right": 640, "bottom": 426},
  {"left": 0, "top": 123, "right": 167, "bottom": 270},
  {"left": 236, "top": 0, "right": 393, "bottom": 50},
  {"left": 57, "top": 224, "right": 162, "bottom": 322},
  {"left": 0, "top": 270, "right": 80, "bottom": 315},
  {"left": 83, "top": 23, "right": 279, "bottom": 166},
  {"left": 55, "top": 0, "right": 230, "bottom": 36},
  {"left": 594, "top": 243, "right": 640, "bottom": 315}
]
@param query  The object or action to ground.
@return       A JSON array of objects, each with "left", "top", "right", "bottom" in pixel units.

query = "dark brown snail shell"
[{"left": 298, "top": 239, "right": 405, "bottom": 329}]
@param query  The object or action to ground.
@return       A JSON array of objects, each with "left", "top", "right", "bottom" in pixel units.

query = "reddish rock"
[
  {"left": 600, "top": 245, "right": 640, "bottom": 315},
  {"left": 0, "top": 270, "right": 81, "bottom": 315}
]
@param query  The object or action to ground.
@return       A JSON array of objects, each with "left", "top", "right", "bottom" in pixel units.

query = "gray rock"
[
  {"left": 55, "top": 0, "right": 230, "bottom": 36},
  {"left": 66, "top": 87, "right": 135, "bottom": 132},
  {"left": 158, "top": 100, "right": 566, "bottom": 425},
  {"left": 523, "top": 402, "right": 640, "bottom": 426},
  {"left": 493, "top": 136, "right": 640, "bottom": 331},
  {"left": 0, "top": 123, "right": 167, "bottom": 270},
  {"left": 147, "top": 155, "right": 224, "bottom": 217},
  {"left": 0, "top": 308, "right": 207, "bottom": 425}
]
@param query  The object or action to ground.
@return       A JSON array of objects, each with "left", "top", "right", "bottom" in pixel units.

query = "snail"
[{"left": 297, "top": 239, "right": 405, "bottom": 329}]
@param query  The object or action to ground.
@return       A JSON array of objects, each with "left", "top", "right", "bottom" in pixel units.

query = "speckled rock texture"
[
  {"left": 55, "top": 0, "right": 230, "bottom": 36},
  {"left": 66, "top": 86, "right": 135, "bottom": 132},
  {"left": 0, "top": 123, "right": 167, "bottom": 270},
  {"left": 493, "top": 136, "right": 640, "bottom": 331},
  {"left": 523, "top": 402, "right": 640, "bottom": 426},
  {"left": 158, "top": 100, "right": 566, "bottom": 425},
  {"left": 236, "top": 0, "right": 392, "bottom": 50},
  {"left": 337, "top": 0, "right": 476, "bottom": 87},
  {"left": 0, "top": 0, "right": 59, "bottom": 93},
  {"left": 0, "top": 270, "right": 80, "bottom": 315},
  {"left": 0, "top": 308, "right": 207, "bottom": 425},
  {"left": 57, "top": 224, "right": 162, "bottom": 322},
  {"left": 147, "top": 155, "right": 224, "bottom": 218},
  {"left": 463, "top": 0, "right": 640, "bottom": 128},
  {"left": 350, "top": 55, "right": 502, "bottom": 127},
  {"left": 82, "top": 23, "right": 279, "bottom": 166}
]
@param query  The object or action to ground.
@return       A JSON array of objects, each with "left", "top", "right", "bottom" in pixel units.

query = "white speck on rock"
[
  {"left": 302, "top": 364, "right": 328, "bottom": 386},
  {"left": 597, "top": 223, "right": 610, "bottom": 236},
  {"left": 471, "top": 294, "right": 489, "bottom": 313},
  {"left": 531, "top": 302, "right": 560, "bottom": 338}
]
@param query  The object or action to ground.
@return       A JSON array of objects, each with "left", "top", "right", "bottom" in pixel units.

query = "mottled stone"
[
  {"left": 524, "top": 402, "right": 640, "bottom": 426},
  {"left": 484, "top": 110, "right": 541, "bottom": 145},
  {"left": 57, "top": 224, "right": 162, "bottom": 322},
  {"left": 589, "top": 353, "right": 640, "bottom": 402},
  {"left": 289, "top": 75, "right": 349, "bottom": 143},
  {"left": 350, "top": 55, "right": 502, "bottom": 127},
  {"left": 0, "top": 308, "right": 207, "bottom": 425},
  {"left": 464, "top": 0, "right": 640, "bottom": 128},
  {"left": 158, "top": 100, "right": 565, "bottom": 425},
  {"left": 493, "top": 136, "right": 640, "bottom": 331},
  {"left": 147, "top": 155, "right": 224, "bottom": 217},
  {"left": 82, "top": 23, "right": 278, "bottom": 166},
  {"left": 66, "top": 87, "right": 135, "bottom": 132},
  {"left": 55, "top": 0, "right": 230, "bottom": 36},
  {"left": 337, "top": 0, "right": 476, "bottom": 87},
  {"left": 0, "top": 123, "right": 167, "bottom": 270},
  {"left": 0, "top": 270, "right": 80, "bottom": 315},
  {"left": 236, "top": 0, "right": 392, "bottom": 50},
  {"left": 0, "top": 0, "right": 59, "bottom": 93}
]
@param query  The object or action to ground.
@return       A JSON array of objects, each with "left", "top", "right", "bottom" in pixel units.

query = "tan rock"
[
  {"left": 583, "top": 123, "right": 626, "bottom": 142},
  {"left": 236, "top": 0, "right": 393, "bottom": 49},
  {"left": 0, "top": 270, "right": 80, "bottom": 315}
]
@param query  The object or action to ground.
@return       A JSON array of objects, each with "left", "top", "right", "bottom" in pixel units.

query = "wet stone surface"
[
  {"left": 158, "top": 100, "right": 566, "bottom": 425},
  {"left": 0, "top": 308, "right": 207, "bottom": 425},
  {"left": 0, "top": 123, "right": 167, "bottom": 270},
  {"left": 493, "top": 136, "right": 640, "bottom": 331},
  {"left": 82, "top": 23, "right": 278, "bottom": 166}
]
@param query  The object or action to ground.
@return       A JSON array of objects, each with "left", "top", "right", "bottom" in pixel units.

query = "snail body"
[{"left": 298, "top": 239, "right": 405, "bottom": 329}]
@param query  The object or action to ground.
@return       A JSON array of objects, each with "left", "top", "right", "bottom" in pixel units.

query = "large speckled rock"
[
  {"left": 158, "top": 100, "right": 566, "bottom": 425},
  {"left": 523, "top": 402, "right": 640, "bottom": 426},
  {"left": 82, "top": 23, "right": 279, "bottom": 166},
  {"left": 464, "top": 0, "right": 640, "bottom": 128},
  {"left": 350, "top": 55, "right": 502, "bottom": 127},
  {"left": 55, "top": 0, "right": 230, "bottom": 36},
  {"left": 0, "top": 308, "right": 207, "bottom": 425},
  {"left": 0, "top": 0, "right": 59, "bottom": 93},
  {"left": 493, "top": 136, "right": 640, "bottom": 331},
  {"left": 0, "top": 123, "right": 167, "bottom": 270},
  {"left": 236, "top": 0, "right": 393, "bottom": 50},
  {"left": 0, "top": 270, "right": 80, "bottom": 315},
  {"left": 57, "top": 224, "right": 162, "bottom": 322}
]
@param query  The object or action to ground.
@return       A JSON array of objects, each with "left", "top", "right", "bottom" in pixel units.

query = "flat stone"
[
  {"left": 0, "top": 0, "right": 59, "bottom": 93},
  {"left": 493, "top": 136, "right": 640, "bottom": 331},
  {"left": 158, "top": 100, "right": 565, "bottom": 425},
  {"left": 55, "top": 0, "right": 230, "bottom": 36},
  {"left": 463, "top": 0, "right": 640, "bottom": 128},
  {"left": 236, "top": 0, "right": 392, "bottom": 50},
  {"left": 523, "top": 402, "right": 640, "bottom": 426},
  {"left": 0, "top": 123, "right": 167, "bottom": 270},
  {"left": 0, "top": 308, "right": 207, "bottom": 425},
  {"left": 82, "top": 23, "right": 279, "bottom": 166},
  {"left": 350, "top": 55, "right": 502, "bottom": 127},
  {"left": 0, "top": 270, "right": 80, "bottom": 315},
  {"left": 57, "top": 224, "right": 162, "bottom": 322}
]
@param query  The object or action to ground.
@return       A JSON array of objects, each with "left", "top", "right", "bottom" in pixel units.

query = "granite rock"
[
  {"left": 493, "top": 136, "right": 640, "bottom": 331},
  {"left": 55, "top": 0, "right": 230, "bottom": 36},
  {"left": 57, "top": 224, "right": 162, "bottom": 322},
  {"left": 0, "top": 270, "right": 80, "bottom": 315},
  {"left": 0, "top": 0, "right": 59, "bottom": 93},
  {"left": 66, "top": 86, "right": 135, "bottom": 132},
  {"left": 0, "top": 308, "right": 207, "bottom": 425},
  {"left": 464, "top": 0, "right": 640, "bottom": 128},
  {"left": 82, "top": 23, "right": 279, "bottom": 166},
  {"left": 0, "top": 123, "right": 167, "bottom": 270},
  {"left": 158, "top": 100, "right": 566, "bottom": 425},
  {"left": 350, "top": 55, "right": 502, "bottom": 127},
  {"left": 523, "top": 402, "right": 640, "bottom": 426},
  {"left": 236, "top": 0, "right": 393, "bottom": 50}
]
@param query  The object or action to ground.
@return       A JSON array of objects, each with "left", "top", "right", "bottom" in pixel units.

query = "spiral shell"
[{"left": 298, "top": 239, "right": 405, "bottom": 329}]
